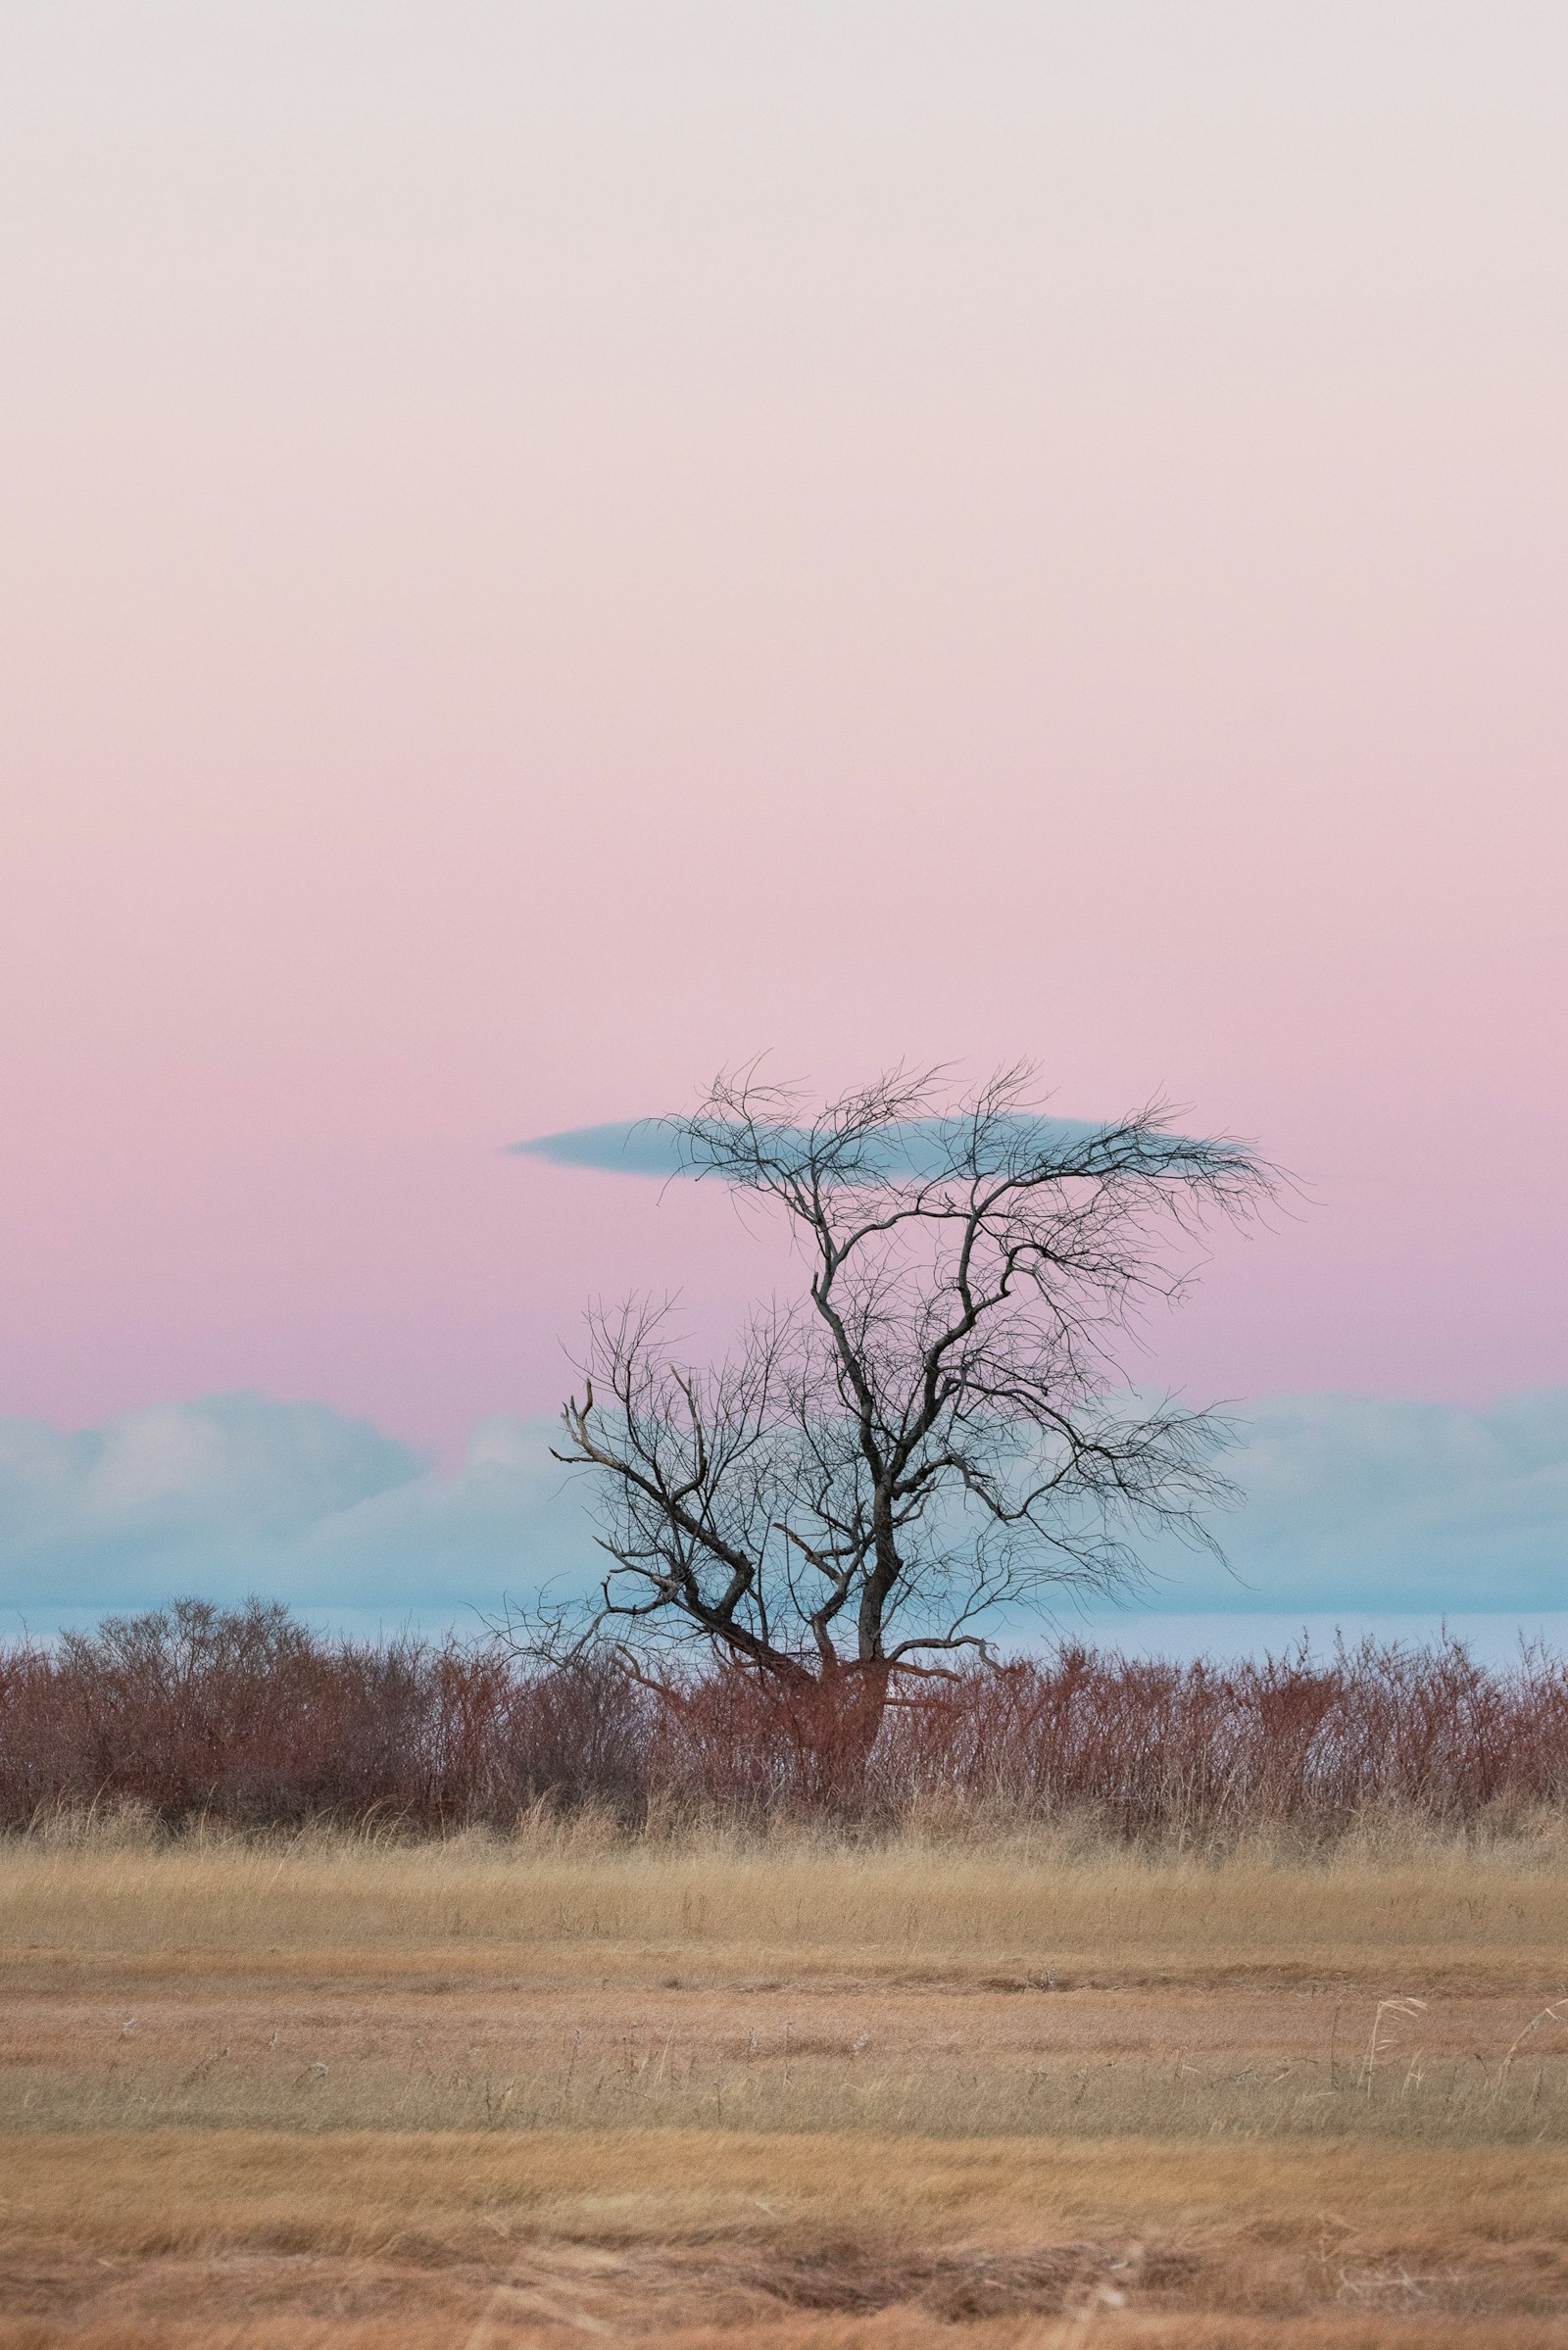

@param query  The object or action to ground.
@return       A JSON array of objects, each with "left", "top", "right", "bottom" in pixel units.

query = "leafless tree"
[{"left": 523, "top": 1064, "right": 1274, "bottom": 1736}]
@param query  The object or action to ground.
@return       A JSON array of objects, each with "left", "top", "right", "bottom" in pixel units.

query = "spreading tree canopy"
[{"left": 527, "top": 1064, "right": 1274, "bottom": 1709}]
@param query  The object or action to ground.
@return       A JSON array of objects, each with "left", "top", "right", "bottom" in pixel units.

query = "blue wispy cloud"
[{"left": 511, "top": 1119, "right": 693, "bottom": 1176}]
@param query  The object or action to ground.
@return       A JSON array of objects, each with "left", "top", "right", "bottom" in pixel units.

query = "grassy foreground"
[{"left": 4, "top": 1821, "right": 1568, "bottom": 2345}]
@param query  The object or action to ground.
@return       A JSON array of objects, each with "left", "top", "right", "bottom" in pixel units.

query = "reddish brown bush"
[
  {"left": 2, "top": 1599, "right": 1566, "bottom": 1834},
  {"left": 0, "top": 1600, "right": 657, "bottom": 1830},
  {"left": 862, "top": 1640, "right": 1568, "bottom": 1832}
]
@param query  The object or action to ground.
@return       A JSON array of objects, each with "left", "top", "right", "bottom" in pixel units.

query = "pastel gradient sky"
[{"left": 2, "top": 6, "right": 1565, "bottom": 1631}]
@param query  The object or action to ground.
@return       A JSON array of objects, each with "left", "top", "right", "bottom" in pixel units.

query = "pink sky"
[{"left": 2, "top": 2, "right": 1564, "bottom": 1460}]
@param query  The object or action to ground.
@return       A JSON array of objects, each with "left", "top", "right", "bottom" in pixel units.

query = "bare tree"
[{"left": 527, "top": 1064, "right": 1274, "bottom": 1732}]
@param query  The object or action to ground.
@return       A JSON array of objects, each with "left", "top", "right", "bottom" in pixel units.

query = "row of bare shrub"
[{"left": 3, "top": 1599, "right": 1567, "bottom": 1834}]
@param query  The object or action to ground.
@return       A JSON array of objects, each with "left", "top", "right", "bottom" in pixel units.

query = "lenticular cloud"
[{"left": 511, "top": 1112, "right": 1220, "bottom": 1185}]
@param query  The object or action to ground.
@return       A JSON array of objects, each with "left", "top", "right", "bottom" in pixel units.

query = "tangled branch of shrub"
[{"left": 2, "top": 1599, "right": 1566, "bottom": 1836}]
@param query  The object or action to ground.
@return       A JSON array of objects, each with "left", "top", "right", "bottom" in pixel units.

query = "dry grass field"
[{"left": 4, "top": 1818, "right": 1568, "bottom": 2347}]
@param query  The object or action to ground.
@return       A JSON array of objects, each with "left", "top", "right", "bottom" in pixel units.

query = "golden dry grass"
[
  {"left": 9, "top": 1812, "right": 1568, "bottom": 1979},
  {"left": 4, "top": 1827, "right": 1568, "bottom": 2346},
  {"left": 5, "top": 2129, "right": 1568, "bottom": 2345}
]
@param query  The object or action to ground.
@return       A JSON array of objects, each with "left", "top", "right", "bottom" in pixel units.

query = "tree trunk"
[{"left": 778, "top": 1660, "right": 890, "bottom": 1814}]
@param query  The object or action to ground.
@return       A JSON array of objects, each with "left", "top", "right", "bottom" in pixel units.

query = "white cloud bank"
[{"left": 0, "top": 1390, "right": 1564, "bottom": 1638}]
